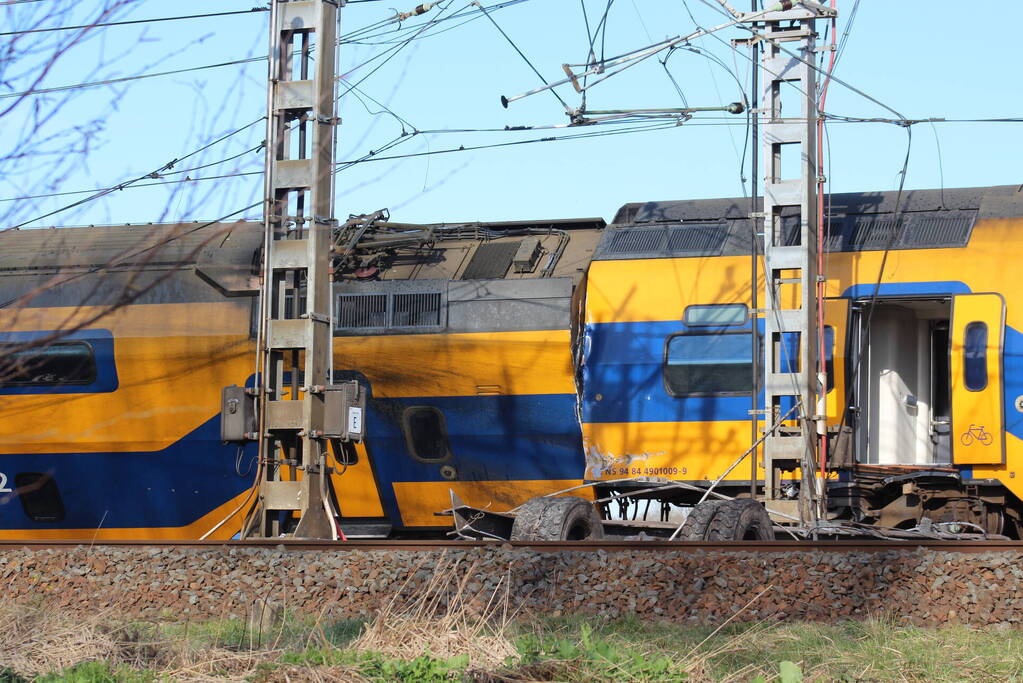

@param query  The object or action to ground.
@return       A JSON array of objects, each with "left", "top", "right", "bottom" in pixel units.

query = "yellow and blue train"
[{"left": 1, "top": 184, "right": 1021, "bottom": 539}]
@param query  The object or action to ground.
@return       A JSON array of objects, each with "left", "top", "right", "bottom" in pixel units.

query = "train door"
[
  {"left": 949, "top": 293, "right": 1005, "bottom": 465},
  {"left": 852, "top": 297, "right": 952, "bottom": 465}
]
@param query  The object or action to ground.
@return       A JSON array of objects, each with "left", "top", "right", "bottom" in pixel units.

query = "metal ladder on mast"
[
  {"left": 242, "top": 0, "right": 355, "bottom": 539},
  {"left": 746, "top": 2, "right": 836, "bottom": 525}
]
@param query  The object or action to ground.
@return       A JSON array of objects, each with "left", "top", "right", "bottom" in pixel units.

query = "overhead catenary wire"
[
  {"left": 9, "top": 3, "right": 1016, "bottom": 241},
  {"left": 3, "top": 112, "right": 1012, "bottom": 207},
  {"left": 1, "top": 2, "right": 524, "bottom": 102},
  {"left": 0, "top": 7, "right": 268, "bottom": 37},
  {"left": 0, "top": 115, "right": 683, "bottom": 206},
  {"left": 0, "top": 56, "right": 266, "bottom": 100},
  {"left": 473, "top": 0, "right": 573, "bottom": 113},
  {"left": 331, "top": 120, "right": 682, "bottom": 167},
  {"left": 4, "top": 117, "right": 266, "bottom": 230}
]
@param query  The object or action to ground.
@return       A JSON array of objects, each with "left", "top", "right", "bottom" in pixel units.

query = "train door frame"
[
  {"left": 849, "top": 296, "right": 954, "bottom": 467},
  {"left": 949, "top": 292, "right": 1007, "bottom": 466}
]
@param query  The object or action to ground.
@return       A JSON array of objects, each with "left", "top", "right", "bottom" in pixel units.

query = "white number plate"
[{"left": 347, "top": 407, "right": 363, "bottom": 435}]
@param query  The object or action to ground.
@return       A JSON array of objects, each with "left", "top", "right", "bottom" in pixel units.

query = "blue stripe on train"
[
  {"left": 581, "top": 319, "right": 779, "bottom": 424},
  {"left": 0, "top": 417, "right": 255, "bottom": 530},
  {"left": 841, "top": 281, "right": 970, "bottom": 298},
  {"left": 1003, "top": 326, "right": 1023, "bottom": 442},
  {"left": 364, "top": 393, "right": 584, "bottom": 525},
  {"left": 0, "top": 393, "right": 584, "bottom": 532}
]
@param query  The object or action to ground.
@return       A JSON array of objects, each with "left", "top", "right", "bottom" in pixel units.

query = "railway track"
[{"left": 1, "top": 539, "right": 1021, "bottom": 552}]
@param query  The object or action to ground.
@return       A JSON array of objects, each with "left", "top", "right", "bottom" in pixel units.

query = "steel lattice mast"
[
  {"left": 244, "top": 0, "right": 342, "bottom": 539},
  {"left": 743, "top": 1, "right": 836, "bottom": 525}
]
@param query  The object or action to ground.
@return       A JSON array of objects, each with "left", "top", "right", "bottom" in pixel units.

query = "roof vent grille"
[
  {"left": 667, "top": 224, "right": 727, "bottom": 254},
  {"left": 392, "top": 292, "right": 442, "bottom": 327},
  {"left": 605, "top": 228, "right": 667, "bottom": 254},
  {"left": 901, "top": 213, "right": 975, "bottom": 247},
  {"left": 336, "top": 290, "right": 444, "bottom": 331},
  {"left": 337, "top": 293, "right": 388, "bottom": 329}
]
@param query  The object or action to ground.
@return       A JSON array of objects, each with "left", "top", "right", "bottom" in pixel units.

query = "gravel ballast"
[{"left": 3, "top": 546, "right": 1021, "bottom": 626}]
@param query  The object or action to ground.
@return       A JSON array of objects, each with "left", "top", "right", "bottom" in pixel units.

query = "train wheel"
[
  {"left": 510, "top": 496, "right": 604, "bottom": 541},
  {"left": 704, "top": 499, "right": 775, "bottom": 541},
  {"left": 677, "top": 500, "right": 728, "bottom": 540}
]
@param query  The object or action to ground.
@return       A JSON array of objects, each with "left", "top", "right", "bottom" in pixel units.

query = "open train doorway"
[{"left": 850, "top": 297, "right": 952, "bottom": 466}]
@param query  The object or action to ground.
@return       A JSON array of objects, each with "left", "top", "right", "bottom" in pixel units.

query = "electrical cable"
[
  {"left": 929, "top": 119, "right": 946, "bottom": 209},
  {"left": 473, "top": 0, "right": 573, "bottom": 113},
  {"left": 332, "top": 119, "right": 681, "bottom": 167},
  {"left": 0, "top": 170, "right": 262, "bottom": 203},
  {"left": 668, "top": 3, "right": 751, "bottom": 189},
  {"left": 831, "top": 0, "right": 859, "bottom": 75},
  {"left": 1, "top": 111, "right": 688, "bottom": 206},
  {"left": 0, "top": 56, "right": 265, "bottom": 100},
  {"left": 833, "top": 134, "right": 914, "bottom": 448},
  {"left": 815, "top": 0, "right": 836, "bottom": 485},
  {"left": 3, "top": 2, "right": 508, "bottom": 102},
  {"left": 597, "top": 0, "right": 615, "bottom": 62},
  {"left": 341, "top": 0, "right": 530, "bottom": 45},
  {"left": 337, "top": 1, "right": 461, "bottom": 101},
  {"left": 4, "top": 117, "right": 265, "bottom": 230},
  {"left": 0, "top": 7, "right": 268, "bottom": 37}
]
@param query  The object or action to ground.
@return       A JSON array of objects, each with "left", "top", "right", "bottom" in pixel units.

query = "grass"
[
  {"left": 4, "top": 560, "right": 1023, "bottom": 683},
  {"left": 4, "top": 608, "right": 1023, "bottom": 682}
]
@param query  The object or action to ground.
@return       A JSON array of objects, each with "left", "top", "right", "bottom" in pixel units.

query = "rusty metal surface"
[{"left": 1, "top": 539, "right": 1021, "bottom": 553}]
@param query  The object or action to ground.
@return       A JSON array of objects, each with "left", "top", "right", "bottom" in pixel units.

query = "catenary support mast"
[
  {"left": 743, "top": 2, "right": 835, "bottom": 525},
  {"left": 244, "top": 0, "right": 341, "bottom": 539}
]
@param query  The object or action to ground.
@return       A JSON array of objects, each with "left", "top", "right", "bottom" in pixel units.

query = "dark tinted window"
[
  {"left": 14, "top": 473, "right": 65, "bottom": 522},
  {"left": 964, "top": 321, "right": 988, "bottom": 391},
  {"left": 664, "top": 332, "right": 752, "bottom": 396},
  {"left": 402, "top": 406, "right": 451, "bottom": 462},
  {"left": 0, "top": 342, "right": 95, "bottom": 387},
  {"left": 824, "top": 326, "right": 835, "bottom": 393},
  {"left": 932, "top": 322, "right": 951, "bottom": 416}
]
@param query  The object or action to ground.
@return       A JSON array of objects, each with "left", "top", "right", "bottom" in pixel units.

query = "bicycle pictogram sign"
[{"left": 960, "top": 424, "right": 994, "bottom": 446}]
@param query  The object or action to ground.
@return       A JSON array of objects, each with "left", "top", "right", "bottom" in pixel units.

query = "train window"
[
  {"left": 0, "top": 342, "right": 96, "bottom": 387},
  {"left": 684, "top": 304, "right": 748, "bottom": 327},
  {"left": 964, "top": 321, "right": 988, "bottom": 391},
  {"left": 14, "top": 473, "right": 65, "bottom": 523},
  {"left": 401, "top": 406, "right": 452, "bottom": 463},
  {"left": 664, "top": 332, "right": 752, "bottom": 396},
  {"left": 824, "top": 326, "right": 835, "bottom": 393}
]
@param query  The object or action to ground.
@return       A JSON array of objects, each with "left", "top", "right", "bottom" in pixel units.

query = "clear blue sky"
[{"left": 3, "top": 1, "right": 1021, "bottom": 229}]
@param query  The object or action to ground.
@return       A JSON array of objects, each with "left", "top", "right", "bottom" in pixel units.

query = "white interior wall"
[{"left": 865, "top": 308, "right": 934, "bottom": 465}]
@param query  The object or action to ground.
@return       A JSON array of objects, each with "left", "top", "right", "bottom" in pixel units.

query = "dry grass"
[
  {"left": 0, "top": 556, "right": 518, "bottom": 681},
  {"left": 352, "top": 554, "right": 518, "bottom": 669},
  {"left": 0, "top": 601, "right": 348, "bottom": 682},
  {"left": 4, "top": 580, "right": 1022, "bottom": 681},
  {"left": 0, "top": 601, "right": 121, "bottom": 676}
]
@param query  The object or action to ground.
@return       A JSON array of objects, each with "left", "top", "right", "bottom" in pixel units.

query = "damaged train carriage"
[
  {"left": 578, "top": 185, "right": 1023, "bottom": 537},
  {"left": 0, "top": 214, "right": 603, "bottom": 538},
  {"left": 1, "top": 184, "right": 1023, "bottom": 539}
]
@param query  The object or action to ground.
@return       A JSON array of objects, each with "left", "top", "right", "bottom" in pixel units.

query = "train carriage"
[{"left": 1, "top": 184, "right": 1021, "bottom": 539}]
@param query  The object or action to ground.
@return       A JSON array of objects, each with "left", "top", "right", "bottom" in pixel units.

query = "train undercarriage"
[{"left": 445, "top": 465, "right": 1020, "bottom": 543}]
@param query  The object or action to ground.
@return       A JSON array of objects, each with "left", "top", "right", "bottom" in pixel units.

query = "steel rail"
[{"left": 0, "top": 539, "right": 1021, "bottom": 553}]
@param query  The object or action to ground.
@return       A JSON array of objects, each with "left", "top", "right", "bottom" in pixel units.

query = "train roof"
[
  {"left": 0, "top": 216, "right": 607, "bottom": 285},
  {"left": 3, "top": 184, "right": 1020, "bottom": 278},
  {"left": 596, "top": 185, "right": 1023, "bottom": 261},
  {"left": 0, "top": 220, "right": 262, "bottom": 272},
  {"left": 611, "top": 185, "right": 1023, "bottom": 224}
]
